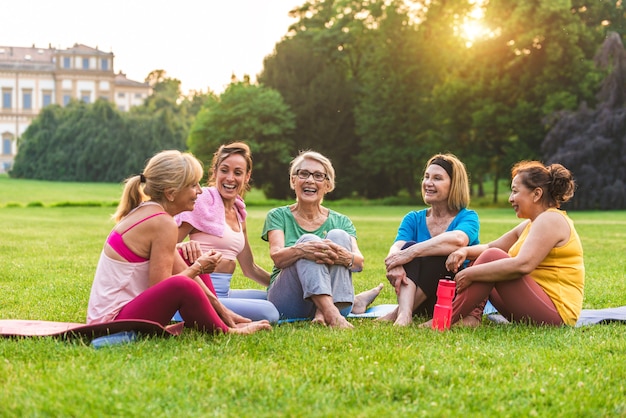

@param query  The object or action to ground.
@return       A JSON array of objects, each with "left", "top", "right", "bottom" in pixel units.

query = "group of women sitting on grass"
[{"left": 86, "top": 143, "right": 584, "bottom": 335}]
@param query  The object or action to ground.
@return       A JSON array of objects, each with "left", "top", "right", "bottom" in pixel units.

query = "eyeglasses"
[{"left": 295, "top": 169, "right": 328, "bottom": 182}]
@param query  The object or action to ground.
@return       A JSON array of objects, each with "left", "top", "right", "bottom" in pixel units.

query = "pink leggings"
[
  {"left": 116, "top": 274, "right": 229, "bottom": 333},
  {"left": 451, "top": 248, "right": 563, "bottom": 326}
]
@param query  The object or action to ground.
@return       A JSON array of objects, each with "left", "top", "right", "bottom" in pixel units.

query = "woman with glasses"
[
  {"left": 175, "top": 142, "right": 279, "bottom": 323},
  {"left": 378, "top": 153, "right": 480, "bottom": 326},
  {"left": 262, "top": 150, "right": 382, "bottom": 328}
]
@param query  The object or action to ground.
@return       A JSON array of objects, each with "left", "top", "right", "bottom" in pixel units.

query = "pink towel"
[{"left": 174, "top": 186, "right": 247, "bottom": 237}]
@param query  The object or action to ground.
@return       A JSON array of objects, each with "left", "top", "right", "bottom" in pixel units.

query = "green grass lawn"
[{"left": 1, "top": 178, "right": 625, "bottom": 417}]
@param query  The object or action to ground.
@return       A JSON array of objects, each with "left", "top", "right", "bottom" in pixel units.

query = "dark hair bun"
[{"left": 548, "top": 164, "right": 575, "bottom": 204}]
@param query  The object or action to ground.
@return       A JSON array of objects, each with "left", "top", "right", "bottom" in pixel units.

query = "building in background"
[{"left": 0, "top": 43, "right": 151, "bottom": 173}]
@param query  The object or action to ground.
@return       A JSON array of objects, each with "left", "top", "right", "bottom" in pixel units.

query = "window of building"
[
  {"left": 63, "top": 94, "right": 71, "bottom": 106},
  {"left": 82, "top": 58, "right": 89, "bottom": 70},
  {"left": 134, "top": 93, "right": 143, "bottom": 99},
  {"left": 63, "top": 57, "right": 71, "bottom": 68},
  {"left": 23, "top": 90, "right": 32, "bottom": 110},
  {"left": 118, "top": 105, "right": 126, "bottom": 111},
  {"left": 101, "top": 59, "right": 109, "bottom": 71},
  {"left": 2, "top": 162, "right": 11, "bottom": 172},
  {"left": 2, "top": 138, "right": 12, "bottom": 155},
  {"left": 2, "top": 90, "right": 11, "bottom": 109},
  {"left": 81, "top": 91, "right": 91, "bottom": 103},
  {"left": 117, "top": 92, "right": 125, "bottom": 98},
  {"left": 42, "top": 91, "right": 52, "bottom": 107}
]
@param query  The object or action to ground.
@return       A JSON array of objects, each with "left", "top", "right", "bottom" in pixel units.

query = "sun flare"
[
  {"left": 461, "top": 20, "right": 487, "bottom": 43},
  {"left": 456, "top": 2, "right": 490, "bottom": 48}
]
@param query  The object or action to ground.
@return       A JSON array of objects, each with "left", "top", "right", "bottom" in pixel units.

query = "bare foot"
[
  {"left": 326, "top": 315, "right": 354, "bottom": 329},
  {"left": 376, "top": 306, "right": 398, "bottom": 322},
  {"left": 312, "top": 309, "right": 326, "bottom": 326},
  {"left": 352, "top": 283, "right": 384, "bottom": 314},
  {"left": 455, "top": 315, "right": 481, "bottom": 328},
  {"left": 228, "top": 320, "right": 272, "bottom": 334},
  {"left": 393, "top": 311, "right": 413, "bottom": 327},
  {"left": 418, "top": 319, "right": 432, "bottom": 328}
]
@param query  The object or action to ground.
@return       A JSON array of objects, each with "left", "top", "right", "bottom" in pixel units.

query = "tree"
[
  {"left": 11, "top": 87, "right": 195, "bottom": 182},
  {"left": 356, "top": 0, "right": 475, "bottom": 198},
  {"left": 187, "top": 81, "right": 296, "bottom": 199},
  {"left": 542, "top": 32, "right": 626, "bottom": 210},
  {"left": 435, "top": 0, "right": 600, "bottom": 202},
  {"left": 259, "top": 34, "right": 364, "bottom": 198}
]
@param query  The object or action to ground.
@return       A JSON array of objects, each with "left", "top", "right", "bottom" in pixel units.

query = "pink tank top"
[
  {"left": 189, "top": 223, "right": 245, "bottom": 260},
  {"left": 106, "top": 210, "right": 167, "bottom": 262},
  {"left": 88, "top": 203, "right": 167, "bottom": 324}
]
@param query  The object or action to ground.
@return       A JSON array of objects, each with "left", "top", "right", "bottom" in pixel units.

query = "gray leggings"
[{"left": 267, "top": 229, "right": 354, "bottom": 320}]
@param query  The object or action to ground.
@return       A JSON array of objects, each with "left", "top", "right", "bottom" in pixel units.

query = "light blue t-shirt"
[{"left": 394, "top": 207, "right": 480, "bottom": 246}]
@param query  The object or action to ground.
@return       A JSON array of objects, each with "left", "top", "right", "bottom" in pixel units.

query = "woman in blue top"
[
  {"left": 262, "top": 150, "right": 382, "bottom": 329},
  {"left": 379, "top": 154, "right": 480, "bottom": 326}
]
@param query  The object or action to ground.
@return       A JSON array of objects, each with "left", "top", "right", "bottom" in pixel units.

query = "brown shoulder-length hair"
[{"left": 423, "top": 153, "right": 471, "bottom": 211}]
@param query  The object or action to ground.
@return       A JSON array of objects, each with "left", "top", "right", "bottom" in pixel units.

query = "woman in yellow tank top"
[{"left": 441, "top": 161, "right": 584, "bottom": 326}]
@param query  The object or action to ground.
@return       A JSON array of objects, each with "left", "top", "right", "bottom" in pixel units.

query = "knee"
[
  {"left": 296, "top": 233, "right": 321, "bottom": 244},
  {"left": 166, "top": 275, "right": 204, "bottom": 297},
  {"left": 325, "top": 229, "right": 351, "bottom": 248},
  {"left": 476, "top": 247, "right": 510, "bottom": 264}
]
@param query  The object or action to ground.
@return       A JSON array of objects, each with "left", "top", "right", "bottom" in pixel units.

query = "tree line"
[{"left": 10, "top": 1, "right": 626, "bottom": 209}]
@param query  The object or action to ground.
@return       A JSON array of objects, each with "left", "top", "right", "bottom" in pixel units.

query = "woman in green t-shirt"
[{"left": 262, "top": 150, "right": 382, "bottom": 329}]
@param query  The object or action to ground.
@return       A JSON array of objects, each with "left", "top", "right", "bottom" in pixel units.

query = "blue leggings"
[{"left": 211, "top": 272, "right": 279, "bottom": 323}]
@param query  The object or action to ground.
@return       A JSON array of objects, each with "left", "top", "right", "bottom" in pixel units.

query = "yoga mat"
[
  {"left": 575, "top": 306, "right": 626, "bottom": 327},
  {"left": 0, "top": 319, "right": 184, "bottom": 339}
]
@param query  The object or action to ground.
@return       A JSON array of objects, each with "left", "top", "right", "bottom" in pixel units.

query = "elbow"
[
  {"left": 518, "top": 265, "right": 535, "bottom": 276},
  {"left": 450, "top": 231, "right": 469, "bottom": 248},
  {"left": 515, "top": 259, "right": 536, "bottom": 276},
  {"left": 270, "top": 255, "right": 287, "bottom": 270}
]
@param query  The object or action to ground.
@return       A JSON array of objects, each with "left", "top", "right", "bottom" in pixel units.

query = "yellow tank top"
[{"left": 508, "top": 208, "right": 584, "bottom": 325}]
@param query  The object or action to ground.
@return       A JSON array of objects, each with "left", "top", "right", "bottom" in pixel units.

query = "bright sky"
[{"left": 2, "top": 0, "right": 302, "bottom": 94}]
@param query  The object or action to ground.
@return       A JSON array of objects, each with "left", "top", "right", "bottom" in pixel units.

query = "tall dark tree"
[
  {"left": 542, "top": 32, "right": 626, "bottom": 210},
  {"left": 259, "top": 34, "right": 363, "bottom": 198},
  {"left": 187, "top": 81, "right": 296, "bottom": 199}
]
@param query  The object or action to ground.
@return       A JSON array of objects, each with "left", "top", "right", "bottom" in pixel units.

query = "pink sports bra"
[{"left": 106, "top": 211, "right": 167, "bottom": 262}]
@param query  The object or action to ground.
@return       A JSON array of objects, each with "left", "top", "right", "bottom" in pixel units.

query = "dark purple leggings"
[
  {"left": 116, "top": 274, "right": 229, "bottom": 333},
  {"left": 451, "top": 248, "right": 563, "bottom": 326}
]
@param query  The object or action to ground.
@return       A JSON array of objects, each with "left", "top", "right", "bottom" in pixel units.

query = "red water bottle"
[{"left": 432, "top": 277, "right": 456, "bottom": 331}]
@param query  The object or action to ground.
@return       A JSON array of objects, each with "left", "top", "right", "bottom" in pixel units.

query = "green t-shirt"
[{"left": 261, "top": 206, "right": 357, "bottom": 283}]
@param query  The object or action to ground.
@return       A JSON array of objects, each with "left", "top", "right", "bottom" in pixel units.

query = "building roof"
[
  {"left": 115, "top": 72, "right": 149, "bottom": 88},
  {"left": 0, "top": 45, "right": 56, "bottom": 71},
  {"left": 62, "top": 43, "right": 114, "bottom": 57}
]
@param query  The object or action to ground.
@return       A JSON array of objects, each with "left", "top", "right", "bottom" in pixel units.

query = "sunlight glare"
[{"left": 452, "top": 1, "right": 491, "bottom": 47}]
